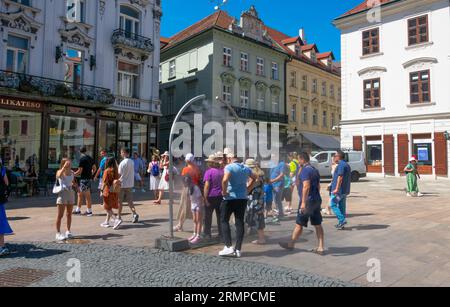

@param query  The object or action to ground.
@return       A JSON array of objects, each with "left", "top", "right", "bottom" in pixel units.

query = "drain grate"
[{"left": 0, "top": 268, "right": 53, "bottom": 287}]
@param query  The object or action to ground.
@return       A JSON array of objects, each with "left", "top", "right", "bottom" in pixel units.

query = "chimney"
[{"left": 299, "top": 28, "right": 306, "bottom": 43}]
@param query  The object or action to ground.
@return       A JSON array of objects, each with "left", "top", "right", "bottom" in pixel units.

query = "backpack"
[{"left": 151, "top": 162, "right": 160, "bottom": 177}]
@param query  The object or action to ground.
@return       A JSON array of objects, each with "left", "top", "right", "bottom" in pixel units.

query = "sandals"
[
  {"left": 173, "top": 225, "right": 183, "bottom": 232},
  {"left": 310, "top": 248, "right": 325, "bottom": 256}
]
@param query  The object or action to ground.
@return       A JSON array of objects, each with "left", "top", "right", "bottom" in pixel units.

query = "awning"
[{"left": 301, "top": 132, "right": 341, "bottom": 150}]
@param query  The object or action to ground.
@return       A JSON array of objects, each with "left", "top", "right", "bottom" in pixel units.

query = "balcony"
[
  {"left": 111, "top": 29, "right": 154, "bottom": 57},
  {"left": 233, "top": 107, "right": 289, "bottom": 124},
  {"left": 0, "top": 70, "right": 114, "bottom": 105},
  {"left": 113, "top": 96, "right": 161, "bottom": 115}
]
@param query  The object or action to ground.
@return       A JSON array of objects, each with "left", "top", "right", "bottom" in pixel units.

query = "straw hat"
[
  {"left": 205, "top": 154, "right": 220, "bottom": 163},
  {"left": 245, "top": 159, "right": 257, "bottom": 169},
  {"left": 161, "top": 151, "right": 169, "bottom": 157}
]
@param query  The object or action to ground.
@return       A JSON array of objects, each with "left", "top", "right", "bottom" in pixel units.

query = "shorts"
[
  {"left": 79, "top": 179, "right": 92, "bottom": 192},
  {"left": 265, "top": 200, "right": 273, "bottom": 211},
  {"left": 57, "top": 189, "right": 76, "bottom": 205},
  {"left": 135, "top": 173, "right": 142, "bottom": 182},
  {"left": 255, "top": 212, "right": 265, "bottom": 230},
  {"left": 120, "top": 188, "right": 134, "bottom": 205},
  {"left": 282, "top": 188, "right": 292, "bottom": 202},
  {"left": 296, "top": 200, "right": 323, "bottom": 227},
  {"left": 191, "top": 202, "right": 203, "bottom": 213}
]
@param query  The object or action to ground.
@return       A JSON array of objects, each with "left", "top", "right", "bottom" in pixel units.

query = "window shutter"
[
  {"left": 434, "top": 133, "right": 448, "bottom": 176},
  {"left": 383, "top": 135, "right": 395, "bottom": 175},
  {"left": 397, "top": 134, "right": 409, "bottom": 175},
  {"left": 353, "top": 136, "right": 363, "bottom": 151}
]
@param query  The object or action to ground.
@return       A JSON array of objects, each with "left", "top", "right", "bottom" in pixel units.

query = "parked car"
[{"left": 310, "top": 151, "right": 367, "bottom": 182}]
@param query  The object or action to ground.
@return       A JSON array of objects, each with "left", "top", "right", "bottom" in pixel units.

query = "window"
[
  {"left": 256, "top": 90, "right": 265, "bottom": 110},
  {"left": 408, "top": 15, "right": 429, "bottom": 46},
  {"left": 21, "top": 120, "right": 28, "bottom": 136},
  {"left": 223, "top": 47, "right": 232, "bottom": 67},
  {"left": 166, "top": 87, "right": 175, "bottom": 114},
  {"left": 3, "top": 121, "right": 10, "bottom": 136},
  {"left": 222, "top": 85, "right": 232, "bottom": 103},
  {"left": 186, "top": 81, "right": 197, "bottom": 101},
  {"left": 290, "top": 71, "right": 297, "bottom": 88},
  {"left": 330, "top": 84, "right": 335, "bottom": 98},
  {"left": 240, "top": 52, "right": 249, "bottom": 72},
  {"left": 272, "top": 95, "right": 280, "bottom": 113},
  {"left": 410, "top": 70, "right": 430, "bottom": 104},
  {"left": 6, "top": 35, "right": 29, "bottom": 73},
  {"left": 311, "top": 51, "right": 317, "bottom": 62},
  {"left": 295, "top": 45, "right": 301, "bottom": 56},
  {"left": 331, "top": 113, "right": 336, "bottom": 128},
  {"left": 315, "top": 153, "right": 328, "bottom": 163},
  {"left": 169, "top": 60, "right": 176, "bottom": 79},
  {"left": 117, "top": 61, "right": 139, "bottom": 98},
  {"left": 322, "top": 111, "right": 327, "bottom": 127},
  {"left": 312, "top": 109, "right": 318, "bottom": 126},
  {"left": 302, "top": 106, "right": 308, "bottom": 124},
  {"left": 367, "top": 143, "right": 383, "bottom": 167},
  {"left": 67, "top": 0, "right": 86, "bottom": 23},
  {"left": 364, "top": 78, "right": 381, "bottom": 108},
  {"left": 291, "top": 104, "right": 297, "bottom": 122},
  {"left": 240, "top": 89, "right": 249, "bottom": 108},
  {"left": 312, "top": 79, "right": 318, "bottom": 93},
  {"left": 302, "top": 75, "right": 308, "bottom": 91},
  {"left": 256, "top": 57, "right": 265, "bottom": 76},
  {"left": 64, "top": 48, "right": 83, "bottom": 87},
  {"left": 362, "top": 28, "right": 379, "bottom": 55},
  {"left": 321, "top": 81, "right": 327, "bottom": 96},
  {"left": 120, "top": 5, "right": 140, "bottom": 35},
  {"left": 271, "top": 62, "right": 279, "bottom": 80},
  {"left": 413, "top": 142, "right": 432, "bottom": 166}
]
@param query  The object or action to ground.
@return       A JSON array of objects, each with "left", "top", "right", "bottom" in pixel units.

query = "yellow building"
[{"left": 270, "top": 32, "right": 341, "bottom": 153}]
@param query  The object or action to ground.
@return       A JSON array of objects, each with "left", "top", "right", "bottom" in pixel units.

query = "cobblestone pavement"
[{"left": 0, "top": 242, "right": 352, "bottom": 287}]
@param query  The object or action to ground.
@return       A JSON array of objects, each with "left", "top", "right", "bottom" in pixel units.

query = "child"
[
  {"left": 264, "top": 178, "right": 278, "bottom": 224},
  {"left": 185, "top": 176, "right": 204, "bottom": 244}
]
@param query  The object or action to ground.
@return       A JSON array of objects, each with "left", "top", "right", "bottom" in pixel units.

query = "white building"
[
  {"left": 334, "top": 0, "right": 450, "bottom": 178},
  {"left": 0, "top": 0, "right": 162, "bottom": 172}
]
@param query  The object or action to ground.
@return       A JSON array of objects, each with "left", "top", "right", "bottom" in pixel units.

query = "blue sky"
[{"left": 161, "top": 0, "right": 364, "bottom": 60}]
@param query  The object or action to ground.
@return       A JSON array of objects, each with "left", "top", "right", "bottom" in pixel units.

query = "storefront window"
[
  {"left": 118, "top": 122, "right": 131, "bottom": 154},
  {"left": 132, "top": 123, "right": 147, "bottom": 159},
  {"left": 0, "top": 110, "right": 41, "bottom": 172},
  {"left": 48, "top": 115, "right": 95, "bottom": 168},
  {"left": 98, "top": 120, "right": 117, "bottom": 157},
  {"left": 414, "top": 143, "right": 432, "bottom": 166},
  {"left": 367, "top": 144, "right": 382, "bottom": 166}
]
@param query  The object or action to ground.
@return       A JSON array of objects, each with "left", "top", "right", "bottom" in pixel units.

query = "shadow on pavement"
[
  {"left": 5, "top": 243, "right": 68, "bottom": 259},
  {"left": 342, "top": 224, "right": 390, "bottom": 231},
  {"left": 75, "top": 233, "right": 124, "bottom": 241},
  {"left": 326, "top": 246, "right": 369, "bottom": 257},
  {"left": 7, "top": 216, "right": 30, "bottom": 221}
]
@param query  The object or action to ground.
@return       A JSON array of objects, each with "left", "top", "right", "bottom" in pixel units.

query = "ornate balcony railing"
[
  {"left": 114, "top": 96, "right": 161, "bottom": 115},
  {"left": 111, "top": 29, "right": 154, "bottom": 54},
  {"left": 233, "top": 107, "right": 289, "bottom": 124},
  {"left": 0, "top": 70, "right": 115, "bottom": 105}
]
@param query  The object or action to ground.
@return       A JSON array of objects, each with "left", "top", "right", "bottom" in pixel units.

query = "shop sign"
[
  {"left": 99, "top": 110, "right": 118, "bottom": 119},
  {"left": 0, "top": 97, "right": 44, "bottom": 111},
  {"left": 123, "top": 113, "right": 148, "bottom": 123}
]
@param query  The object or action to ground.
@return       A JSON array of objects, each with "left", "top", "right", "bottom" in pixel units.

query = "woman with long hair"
[
  {"left": 147, "top": 155, "right": 161, "bottom": 201},
  {"left": 101, "top": 158, "right": 120, "bottom": 228},
  {"left": 155, "top": 152, "right": 170, "bottom": 205},
  {"left": 0, "top": 158, "right": 12, "bottom": 256},
  {"left": 55, "top": 158, "right": 77, "bottom": 241}
]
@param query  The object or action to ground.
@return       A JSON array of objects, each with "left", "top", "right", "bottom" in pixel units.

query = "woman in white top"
[
  {"left": 55, "top": 158, "right": 77, "bottom": 242},
  {"left": 155, "top": 152, "right": 170, "bottom": 204},
  {"left": 147, "top": 155, "right": 161, "bottom": 200}
]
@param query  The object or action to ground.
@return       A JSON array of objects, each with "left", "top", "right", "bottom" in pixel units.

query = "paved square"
[{"left": 3, "top": 176, "right": 450, "bottom": 287}]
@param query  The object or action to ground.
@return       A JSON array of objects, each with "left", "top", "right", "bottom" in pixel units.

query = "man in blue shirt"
[
  {"left": 280, "top": 152, "right": 324, "bottom": 255},
  {"left": 330, "top": 150, "right": 352, "bottom": 230},
  {"left": 270, "top": 156, "right": 287, "bottom": 218},
  {"left": 220, "top": 153, "right": 257, "bottom": 258}
]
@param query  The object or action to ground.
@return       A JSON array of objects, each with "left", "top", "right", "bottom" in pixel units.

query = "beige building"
[{"left": 270, "top": 32, "right": 341, "bottom": 153}]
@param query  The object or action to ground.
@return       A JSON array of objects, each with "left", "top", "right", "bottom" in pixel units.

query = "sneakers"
[
  {"left": 65, "top": 231, "right": 74, "bottom": 239},
  {"left": 417, "top": 192, "right": 424, "bottom": 197},
  {"left": 188, "top": 233, "right": 197, "bottom": 241},
  {"left": 0, "top": 247, "right": 10, "bottom": 257},
  {"left": 336, "top": 221, "right": 348, "bottom": 230},
  {"left": 55, "top": 233, "right": 66, "bottom": 242},
  {"left": 190, "top": 236, "right": 201, "bottom": 245},
  {"left": 100, "top": 222, "right": 112, "bottom": 228},
  {"left": 113, "top": 219, "right": 123, "bottom": 230},
  {"left": 235, "top": 250, "right": 241, "bottom": 258},
  {"left": 85, "top": 211, "right": 93, "bottom": 217},
  {"left": 73, "top": 208, "right": 81, "bottom": 215},
  {"left": 219, "top": 246, "right": 236, "bottom": 257},
  {"left": 406, "top": 193, "right": 412, "bottom": 197},
  {"left": 132, "top": 214, "right": 139, "bottom": 224}
]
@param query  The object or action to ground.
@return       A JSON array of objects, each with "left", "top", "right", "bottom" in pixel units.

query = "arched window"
[{"left": 120, "top": 5, "right": 140, "bottom": 35}]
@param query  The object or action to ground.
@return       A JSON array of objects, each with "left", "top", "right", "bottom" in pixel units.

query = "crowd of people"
[{"left": 0, "top": 147, "right": 427, "bottom": 258}]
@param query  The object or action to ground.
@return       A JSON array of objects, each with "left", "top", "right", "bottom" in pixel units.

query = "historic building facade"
[
  {"left": 0, "top": 0, "right": 162, "bottom": 173},
  {"left": 159, "top": 6, "right": 289, "bottom": 153},
  {"left": 270, "top": 31, "right": 341, "bottom": 153},
  {"left": 334, "top": 0, "right": 450, "bottom": 178}
]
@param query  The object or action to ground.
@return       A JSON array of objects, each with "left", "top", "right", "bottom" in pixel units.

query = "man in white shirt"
[{"left": 116, "top": 148, "right": 139, "bottom": 229}]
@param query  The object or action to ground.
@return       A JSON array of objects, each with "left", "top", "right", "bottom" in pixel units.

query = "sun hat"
[
  {"left": 185, "top": 153, "right": 195, "bottom": 162},
  {"left": 205, "top": 154, "right": 220, "bottom": 163},
  {"left": 409, "top": 156, "right": 417, "bottom": 162},
  {"left": 245, "top": 159, "right": 257, "bottom": 169},
  {"left": 161, "top": 151, "right": 169, "bottom": 157}
]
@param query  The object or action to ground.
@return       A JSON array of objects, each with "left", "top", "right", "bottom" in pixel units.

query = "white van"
[{"left": 310, "top": 151, "right": 367, "bottom": 182}]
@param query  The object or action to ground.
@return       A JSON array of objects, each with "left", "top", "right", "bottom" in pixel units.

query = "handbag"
[{"left": 52, "top": 179, "right": 62, "bottom": 194}]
